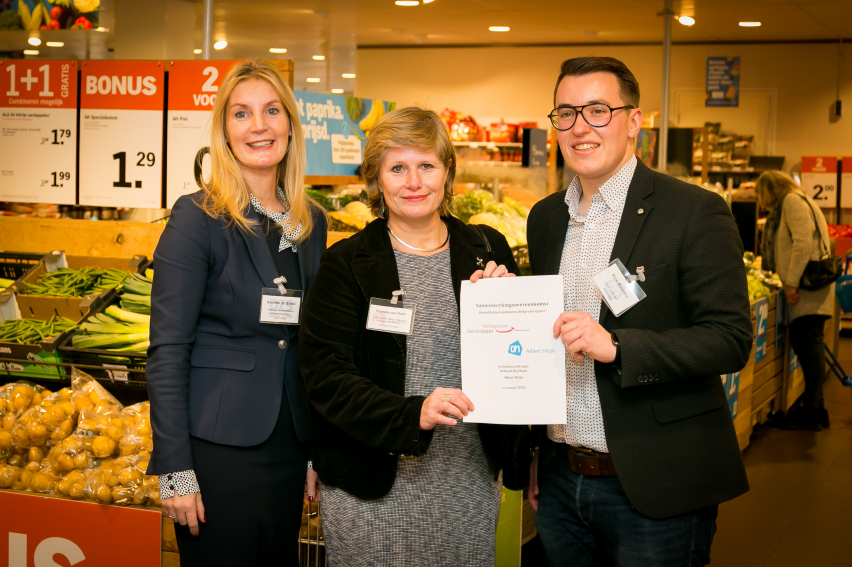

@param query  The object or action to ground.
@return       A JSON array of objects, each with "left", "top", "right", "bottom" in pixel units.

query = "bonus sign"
[
  {"left": 166, "top": 60, "right": 237, "bottom": 208},
  {"left": 0, "top": 60, "right": 78, "bottom": 204},
  {"left": 79, "top": 61, "right": 164, "bottom": 208}
]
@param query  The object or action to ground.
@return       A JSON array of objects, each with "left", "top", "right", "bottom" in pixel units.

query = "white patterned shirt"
[{"left": 547, "top": 156, "right": 637, "bottom": 453}]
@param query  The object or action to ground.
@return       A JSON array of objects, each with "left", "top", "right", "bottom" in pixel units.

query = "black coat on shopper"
[
  {"left": 299, "top": 215, "right": 530, "bottom": 500},
  {"left": 527, "top": 160, "right": 753, "bottom": 519}
]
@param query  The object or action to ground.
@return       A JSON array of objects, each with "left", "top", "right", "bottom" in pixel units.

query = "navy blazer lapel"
[
  {"left": 601, "top": 160, "right": 654, "bottom": 326},
  {"left": 239, "top": 206, "right": 281, "bottom": 289}
]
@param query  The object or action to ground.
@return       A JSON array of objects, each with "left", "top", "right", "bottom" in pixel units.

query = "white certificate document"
[{"left": 460, "top": 275, "right": 567, "bottom": 425}]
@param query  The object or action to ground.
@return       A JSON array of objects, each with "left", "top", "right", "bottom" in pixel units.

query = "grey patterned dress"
[{"left": 321, "top": 248, "right": 503, "bottom": 567}]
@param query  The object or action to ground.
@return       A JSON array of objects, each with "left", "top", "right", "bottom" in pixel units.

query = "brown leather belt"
[{"left": 557, "top": 444, "right": 618, "bottom": 477}]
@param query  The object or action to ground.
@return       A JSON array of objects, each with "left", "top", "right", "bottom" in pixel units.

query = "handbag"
[{"left": 791, "top": 194, "right": 843, "bottom": 291}]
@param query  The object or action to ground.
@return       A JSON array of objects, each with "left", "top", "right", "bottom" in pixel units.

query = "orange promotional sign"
[
  {"left": 1, "top": 60, "right": 77, "bottom": 109},
  {"left": 801, "top": 156, "right": 838, "bottom": 208},
  {"left": 802, "top": 156, "right": 838, "bottom": 175},
  {"left": 0, "top": 491, "right": 161, "bottom": 566},
  {"left": 167, "top": 60, "right": 237, "bottom": 111},
  {"left": 81, "top": 60, "right": 164, "bottom": 111}
]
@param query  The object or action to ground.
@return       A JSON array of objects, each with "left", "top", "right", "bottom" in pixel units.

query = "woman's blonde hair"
[
  {"left": 362, "top": 107, "right": 456, "bottom": 218},
  {"left": 199, "top": 58, "right": 315, "bottom": 242},
  {"left": 755, "top": 170, "right": 802, "bottom": 211}
]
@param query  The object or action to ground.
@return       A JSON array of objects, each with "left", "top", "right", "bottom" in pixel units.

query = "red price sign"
[
  {"left": 79, "top": 60, "right": 164, "bottom": 208},
  {"left": 0, "top": 60, "right": 78, "bottom": 204},
  {"left": 166, "top": 60, "right": 238, "bottom": 207},
  {"left": 801, "top": 156, "right": 838, "bottom": 209}
]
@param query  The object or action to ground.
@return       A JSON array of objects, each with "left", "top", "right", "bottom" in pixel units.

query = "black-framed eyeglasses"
[{"left": 547, "top": 103, "right": 635, "bottom": 131}]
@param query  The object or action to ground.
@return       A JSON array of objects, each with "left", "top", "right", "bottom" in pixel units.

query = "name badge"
[
  {"left": 260, "top": 287, "right": 302, "bottom": 325},
  {"left": 591, "top": 259, "right": 646, "bottom": 317},
  {"left": 366, "top": 292, "right": 415, "bottom": 335}
]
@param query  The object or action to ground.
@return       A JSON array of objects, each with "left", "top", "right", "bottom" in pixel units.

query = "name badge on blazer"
[
  {"left": 260, "top": 276, "right": 302, "bottom": 325},
  {"left": 366, "top": 290, "right": 415, "bottom": 335},
  {"left": 592, "top": 259, "right": 646, "bottom": 317}
]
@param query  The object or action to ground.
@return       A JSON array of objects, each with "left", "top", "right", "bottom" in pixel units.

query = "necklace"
[{"left": 388, "top": 224, "right": 450, "bottom": 253}]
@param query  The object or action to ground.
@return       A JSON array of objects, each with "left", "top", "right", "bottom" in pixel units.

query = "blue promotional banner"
[
  {"left": 755, "top": 335, "right": 767, "bottom": 364},
  {"left": 720, "top": 372, "right": 740, "bottom": 419},
  {"left": 788, "top": 348, "right": 801, "bottom": 375},
  {"left": 706, "top": 57, "right": 740, "bottom": 107},
  {"left": 295, "top": 91, "right": 394, "bottom": 176},
  {"left": 753, "top": 296, "right": 769, "bottom": 364}
]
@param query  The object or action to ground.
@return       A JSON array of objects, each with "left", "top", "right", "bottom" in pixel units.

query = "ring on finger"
[
  {"left": 169, "top": 515, "right": 177, "bottom": 521},
  {"left": 440, "top": 394, "right": 452, "bottom": 402}
]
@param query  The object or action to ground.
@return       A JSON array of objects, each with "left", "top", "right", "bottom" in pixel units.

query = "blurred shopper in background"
[{"left": 758, "top": 170, "right": 835, "bottom": 430}]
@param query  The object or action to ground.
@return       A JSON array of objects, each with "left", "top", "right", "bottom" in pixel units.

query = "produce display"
[
  {"left": 0, "top": 278, "right": 15, "bottom": 289},
  {"left": 827, "top": 223, "right": 852, "bottom": 239},
  {"left": 24, "top": 267, "right": 132, "bottom": 298},
  {"left": 743, "top": 252, "right": 782, "bottom": 301},
  {"left": 0, "top": 316, "right": 76, "bottom": 346},
  {"left": 0, "top": 374, "right": 159, "bottom": 507},
  {"left": 329, "top": 201, "right": 376, "bottom": 231},
  {"left": 450, "top": 189, "right": 529, "bottom": 247}
]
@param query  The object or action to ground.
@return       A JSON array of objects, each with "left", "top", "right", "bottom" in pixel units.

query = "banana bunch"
[
  {"left": 19, "top": 0, "right": 46, "bottom": 31},
  {"left": 359, "top": 100, "right": 385, "bottom": 138}
]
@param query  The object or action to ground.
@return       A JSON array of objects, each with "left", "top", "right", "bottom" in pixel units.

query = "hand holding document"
[{"left": 460, "top": 275, "right": 567, "bottom": 425}]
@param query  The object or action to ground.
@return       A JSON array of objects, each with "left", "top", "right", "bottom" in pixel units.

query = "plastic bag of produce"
[
  {"left": 47, "top": 435, "right": 93, "bottom": 474},
  {"left": 0, "top": 381, "right": 50, "bottom": 416},
  {"left": 117, "top": 402, "right": 153, "bottom": 457},
  {"left": 71, "top": 370, "right": 123, "bottom": 416},
  {"left": 0, "top": 463, "right": 21, "bottom": 488}
]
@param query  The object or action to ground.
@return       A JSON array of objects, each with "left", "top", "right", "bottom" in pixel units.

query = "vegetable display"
[
  {"left": 71, "top": 306, "right": 149, "bottom": 352},
  {"left": 0, "top": 316, "right": 76, "bottom": 346},
  {"left": 450, "top": 189, "right": 528, "bottom": 247},
  {"left": 24, "top": 267, "right": 132, "bottom": 298},
  {"left": 743, "top": 252, "right": 782, "bottom": 301}
]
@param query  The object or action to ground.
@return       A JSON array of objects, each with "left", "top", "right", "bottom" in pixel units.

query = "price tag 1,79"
[
  {"left": 79, "top": 60, "right": 164, "bottom": 208},
  {"left": 0, "top": 60, "right": 78, "bottom": 205}
]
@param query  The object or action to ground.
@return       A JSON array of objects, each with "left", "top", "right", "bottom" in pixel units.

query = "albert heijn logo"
[{"left": 508, "top": 340, "right": 523, "bottom": 356}]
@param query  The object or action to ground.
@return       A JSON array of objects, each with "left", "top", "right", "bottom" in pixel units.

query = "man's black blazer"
[
  {"left": 146, "top": 191, "right": 327, "bottom": 476},
  {"left": 528, "top": 160, "right": 752, "bottom": 519}
]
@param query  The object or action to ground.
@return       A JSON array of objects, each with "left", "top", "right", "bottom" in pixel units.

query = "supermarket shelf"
[
  {"left": 305, "top": 175, "right": 362, "bottom": 185},
  {"left": 459, "top": 161, "right": 523, "bottom": 167},
  {"left": 453, "top": 141, "right": 523, "bottom": 148}
]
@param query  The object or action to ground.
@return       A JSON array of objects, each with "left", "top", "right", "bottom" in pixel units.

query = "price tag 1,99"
[
  {"left": 79, "top": 60, "right": 164, "bottom": 208},
  {"left": 0, "top": 60, "right": 78, "bottom": 204}
]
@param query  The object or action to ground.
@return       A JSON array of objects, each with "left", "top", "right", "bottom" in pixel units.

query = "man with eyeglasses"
[{"left": 526, "top": 57, "right": 753, "bottom": 566}]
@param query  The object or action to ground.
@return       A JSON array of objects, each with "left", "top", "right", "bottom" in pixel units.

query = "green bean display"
[
  {"left": 24, "top": 268, "right": 133, "bottom": 298},
  {"left": 0, "top": 316, "right": 76, "bottom": 345}
]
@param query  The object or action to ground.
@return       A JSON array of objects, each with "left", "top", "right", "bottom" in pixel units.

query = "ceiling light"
[
  {"left": 213, "top": 40, "right": 227, "bottom": 50},
  {"left": 331, "top": 89, "right": 344, "bottom": 94},
  {"left": 312, "top": 55, "right": 325, "bottom": 61},
  {"left": 739, "top": 21, "right": 761, "bottom": 27},
  {"left": 46, "top": 41, "right": 64, "bottom": 47},
  {"left": 96, "top": 27, "right": 109, "bottom": 32},
  {"left": 423, "top": 0, "right": 434, "bottom": 3},
  {"left": 269, "top": 48, "right": 287, "bottom": 54},
  {"left": 677, "top": 16, "right": 695, "bottom": 26},
  {"left": 395, "top": 1, "right": 419, "bottom": 5},
  {"left": 489, "top": 26, "right": 510, "bottom": 32},
  {"left": 23, "top": 50, "right": 39, "bottom": 55},
  {"left": 306, "top": 78, "right": 321, "bottom": 83},
  {"left": 342, "top": 73, "right": 356, "bottom": 79},
  {"left": 193, "top": 49, "right": 202, "bottom": 54},
  {"left": 28, "top": 37, "right": 41, "bottom": 46}
]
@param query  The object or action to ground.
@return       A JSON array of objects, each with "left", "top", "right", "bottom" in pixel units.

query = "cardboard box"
[{"left": 16, "top": 254, "right": 146, "bottom": 321}]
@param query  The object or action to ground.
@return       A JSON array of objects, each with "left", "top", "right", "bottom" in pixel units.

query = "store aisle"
[{"left": 710, "top": 336, "right": 852, "bottom": 566}]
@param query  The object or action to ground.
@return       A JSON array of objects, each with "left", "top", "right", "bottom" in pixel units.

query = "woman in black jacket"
[{"left": 299, "top": 107, "right": 528, "bottom": 566}]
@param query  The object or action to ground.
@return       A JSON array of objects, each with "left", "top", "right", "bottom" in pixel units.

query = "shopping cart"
[
  {"left": 298, "top": 499, "right": 327, "bottom": 567},
  {"left": 824, "top": 343, "right": 852, "bottom": 397}
]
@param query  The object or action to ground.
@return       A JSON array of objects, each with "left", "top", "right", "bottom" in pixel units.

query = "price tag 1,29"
[
  {"left": 79, "top": 60, "right": 164, "bottom": 208},
  {"left": 0, "top": 60, "right": 78, "bottom": 205}
]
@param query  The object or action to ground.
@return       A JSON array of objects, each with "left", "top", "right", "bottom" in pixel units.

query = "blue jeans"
[{"left": 535, "top": 446, "right": 717, "bottom": 567}]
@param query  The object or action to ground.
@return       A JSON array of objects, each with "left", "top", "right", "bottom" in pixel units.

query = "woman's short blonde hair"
[
  {"left": 198, "top": 58, "right": 316, "bottom": 242},
  {"left": 362, "top": 107, "right": 456, "bottom": 218},
  {"left": 755, "top": 170, "right": 801, "bottom": 211}
]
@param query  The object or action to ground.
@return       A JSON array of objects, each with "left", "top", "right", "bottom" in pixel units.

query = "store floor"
[
  {"left": 710, "top": 336, "right": 852, "bottom": 566},
  {"left": 522, "top": 336, "right": 852, "bottom": 567}
]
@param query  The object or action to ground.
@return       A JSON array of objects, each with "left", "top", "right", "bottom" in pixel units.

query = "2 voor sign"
[{"left": 801, "top": 156, "right": 838, "bottom": 209}]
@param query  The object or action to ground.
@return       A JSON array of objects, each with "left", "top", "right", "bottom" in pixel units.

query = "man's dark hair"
[{"left": 553, "top": 57, "right": 640, "bottom": 107}]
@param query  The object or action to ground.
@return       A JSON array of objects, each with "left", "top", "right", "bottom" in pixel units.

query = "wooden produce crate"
[
  {"left": 0, "top": 251, "right": 47, "bottom": 293},
  {"left": 749, "top": 292, "right": 784, "bottom": 428},
  {"left": 15, "top": 253, "right": 148, "bottom": 321}
]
